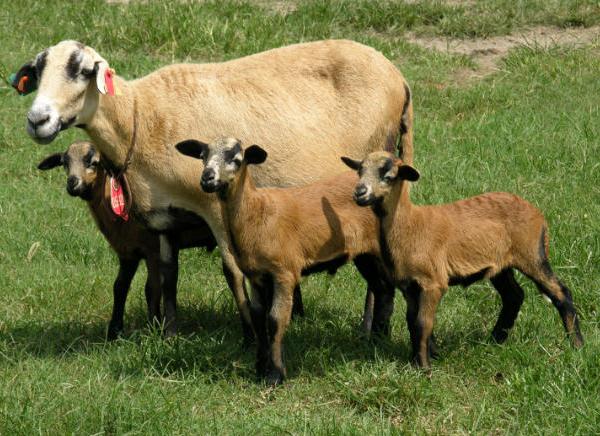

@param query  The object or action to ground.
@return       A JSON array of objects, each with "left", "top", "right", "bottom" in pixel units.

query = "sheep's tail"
[{"left": 399, "top": 82, "right": 414, "bottom": 164}]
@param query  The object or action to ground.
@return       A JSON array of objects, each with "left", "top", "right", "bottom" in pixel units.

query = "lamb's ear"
[
  {"left": 397, "top": 164, "right": 420, "bottom": 182},
  {"left": 37, "top": 153, "right": 64, "bottom": 170},
  {"left": 341, "top": 156, "right": 361, "bottom": 171},
  {"left": 175, "top": 139, "right": 209, "bottom": 160},
  {"left": 244, "top": 145, "right": 268, "bottom": 165},
  {"left": 10, "top": 61, "right": 38, "bottom": 95},
  {"left": 94, "top": 59, "right": 118, "bottom": 96}
]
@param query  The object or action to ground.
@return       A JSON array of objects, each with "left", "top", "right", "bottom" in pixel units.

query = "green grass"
[{"left": 1, "top": 0, "right": 599, "bottom": 433}]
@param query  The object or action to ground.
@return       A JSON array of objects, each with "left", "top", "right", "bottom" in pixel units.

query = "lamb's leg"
[
  {"left": 144, "top": 255, "right": 162, "bottom": 327},
  {"left": 107, "top": 257, "right": 140, "bottom": 340},
  {"left": 264, "top": 273, "right": 295, "bottom": 386},
  {"left": 159, "top": 233, "right": 179, "bottom": 338},
  {"left": 489, "top": 269, "right": 525, "bottom": 344},
  {"left": 403, "top": 283, "right": 439, "bottom": 360},
  {"left": 221, "top": 255, "right": 254, "bottom": 346},
  {"left": 250, "top": 280, "right": 271, "bottom": 379},
  {"left": 411, "top": 283, "right": 443, "bottom": 369},
  {"left": 292, "top": 284, "right": 305, "bottom": 318},
  {"left": 353, "top": 255, "right": 395, "bottom": 337},
  {"left": 523, "top": 267, "right": 584, "bottom": 348}
]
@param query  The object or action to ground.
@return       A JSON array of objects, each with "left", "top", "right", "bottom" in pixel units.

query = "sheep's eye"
[
  {"left": 81, "top": 68, "right": 94, "bottom": 78},
  {"left": 88, "top": 161, "right": 98, "bottom": 169}
]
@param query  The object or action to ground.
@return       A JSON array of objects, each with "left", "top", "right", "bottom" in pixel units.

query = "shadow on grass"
[{"left": 0, "top": 297, "right": 500, "bottom": 383}]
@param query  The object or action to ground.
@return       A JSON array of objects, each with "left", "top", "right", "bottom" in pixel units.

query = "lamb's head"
[
  {"left": 37, "top": 141, "right": 101, "bottom": 200},
  {"left": 175, "top": 137, "right": 267, "bottom": 194},
  {"left": 14, "top": 40, "right": 114, "bottom": 144},
  {"left": 342, "top": 151, "right": 419, "bottom": 206}
]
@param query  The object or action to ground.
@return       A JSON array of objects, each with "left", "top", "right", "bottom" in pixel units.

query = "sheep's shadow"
[{"left": 0, "top": 289, "right": 498, "bottom": 383}]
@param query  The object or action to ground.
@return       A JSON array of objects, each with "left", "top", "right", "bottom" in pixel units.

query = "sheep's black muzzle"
[
  {"left": 66, "top": 176, "right": 92, "bottom": 200},
  {"left": 200, "top": 169, "right": 220, "bottom": 193},
  {"left": 353, "top": 184, "right": 374, "bottom": 207}
]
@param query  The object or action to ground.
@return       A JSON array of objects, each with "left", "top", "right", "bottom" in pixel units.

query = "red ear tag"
[
  {"left": 110, "top": 176, "right": 129, "bottom": 221},
  {"left": 17, "top": 76, "right": 29, "bottom": 93},
  {"left": 105, "top": 69, "right": 115, "bottom": 96}
]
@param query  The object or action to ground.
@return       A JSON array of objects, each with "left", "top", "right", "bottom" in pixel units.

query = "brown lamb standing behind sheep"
[
  {"left": 342, "top": 151, "right": 584, "bottom": 368},
  {"left": 37, "top": 141, "right": 218, "bottom": 339},
  {"left": 175, "top": 137, "right": 396, "bottom": 386}
]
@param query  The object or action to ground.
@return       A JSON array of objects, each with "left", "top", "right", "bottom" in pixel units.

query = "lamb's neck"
[
  {"left": 380, "top": 181, "right": 418, "bottom": 246},
  {"left": 85, "top": 76, "right": 136, "bottom": 168},
  {"left": 223, "top": 165, "right": 269, "bottom": 252}
]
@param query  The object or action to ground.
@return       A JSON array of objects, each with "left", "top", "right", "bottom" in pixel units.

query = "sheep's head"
[
  {"left": 175, "top": 137, "right": 267, "bottom": 194},
  {"left": 341, "top": 151, "right": 419, "bottom": 206},
  {"left": 37, "top": 141, "right": 101, "bottom": 200},
  {"left": 15, "top": 40, "right": 114, "bottom": 144}
]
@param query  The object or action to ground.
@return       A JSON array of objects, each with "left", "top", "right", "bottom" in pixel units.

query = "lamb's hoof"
[
  {"left": 264, "top": 369, "right": 285, "bottom": 387},
  {"left": 428, "top": 339, "right": 440, "bottom": 360},
  {"left": 106, "top": 324, "right": 123, "bottom": 341},
  {"left": 163, "top": 326, "right": 177, "bottom": 339},
  {"left": 491, "top": 329, "right": 509, "bottom": 344},
  {"left": 572, "top": 333, "right": 584, "bottom": 349}
]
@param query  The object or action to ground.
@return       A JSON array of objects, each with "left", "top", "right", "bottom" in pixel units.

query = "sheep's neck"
[
  {"left": 85, "top": 76, "right": 136, "bottom": 168},
  {"left": 222, "top": 165, "right": 266, "bottom": 259},
  {"left": 379, "top": 181, "right": 419, "bottom": 267}
]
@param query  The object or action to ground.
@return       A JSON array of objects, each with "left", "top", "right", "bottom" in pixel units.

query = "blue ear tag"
[{"left": 9, "top": 73, "right": 17, "bottom": 85}]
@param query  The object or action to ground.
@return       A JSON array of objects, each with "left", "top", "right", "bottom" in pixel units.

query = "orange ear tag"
[
  {"left": 105, "top": 69, "right": 115, "bottom": 96},
  {"left": 17, "top": 75, "right": 29, "bottom": 93},
  {"left": 110, "top": 176, "right": 129, "bottom": 221}
]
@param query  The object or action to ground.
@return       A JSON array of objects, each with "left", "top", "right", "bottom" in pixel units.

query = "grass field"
[{"left": 1, "top": 0, "right": 599, "bottom": 434}]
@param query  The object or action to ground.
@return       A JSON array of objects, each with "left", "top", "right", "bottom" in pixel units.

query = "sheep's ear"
[
  {"left": 341, "top": 156, "right": 361, "bottom": 171},
  {"left": 37, "top": 153, "right": 64, "bottom": 170},
  {"left": 244, "top": 145, "right": 268, "bottom": 165},
  {"left": 397, "top": 164, "right": 420, "bottom": 182},
  {"left": 94, "top": 59, "right": 119, "bottom": 96},
  {"left": 175, "top": 139, "right": 209, "bottom": 160},
  {"left": 10, "top": 61, "right": 38, "bottom": 95}
]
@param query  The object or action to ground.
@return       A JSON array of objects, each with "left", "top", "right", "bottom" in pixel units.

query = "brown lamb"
[
  {"left": 37, "top": 141, "right": 216, "bottom": 339},
  {"left": 175, "top": 137, "right": 395, "bottom": 386},
  {"left": 343, "top": 151, "right": 584, "bottom": 368}
]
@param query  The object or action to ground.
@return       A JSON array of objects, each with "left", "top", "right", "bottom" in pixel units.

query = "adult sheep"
[{"left": 15, "top": 39, "right": 413, "bottom": 338}]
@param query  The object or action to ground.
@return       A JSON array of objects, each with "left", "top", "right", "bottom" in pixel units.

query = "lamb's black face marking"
[
  {"left": 36, "top": 50, "right": 48, "bottom": 78},
  {"left": 379, "top": 159, "right": 394, "bottom": 182},
  {"left": 66, "top": 50, "right": 82, "bottom": 80},
  {"left": 83, "top": 147, "right": 97, "bottom": 168}
]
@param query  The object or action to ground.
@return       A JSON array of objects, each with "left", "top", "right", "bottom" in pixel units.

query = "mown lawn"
[{"left": 0, "top": 1, "right": 599, "bottom": 434}]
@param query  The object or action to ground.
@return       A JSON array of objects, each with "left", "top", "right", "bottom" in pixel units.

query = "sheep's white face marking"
[
  {"left": 200, "top": 137, "right": 243, "bottom": 193},
  {"left": 24, "top": 40, "right": 105, "bottom": 144}
]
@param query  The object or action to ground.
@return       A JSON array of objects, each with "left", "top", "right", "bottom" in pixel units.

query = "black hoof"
[
  {"left": 492, "top": 329, "right": 509, "bottom": 344},
  {"left": 107, "top": 323, "right": 123, "bottom": 341},
  {"left": 264, "top": 369, "right": 285, "bottom": 387}
]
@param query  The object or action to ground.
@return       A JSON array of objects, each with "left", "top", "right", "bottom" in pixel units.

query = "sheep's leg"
[
  {"left": 264, "top": 274, "right": 295, "bottom": 386},
  {"left": 107, "top": 257, "right": 140, "bottom": 340},
  {"left": 411, "top": 283, "right": 443, "bottom": 368},
  {"left": 362, "top": 290, "right": 375, "bottom": 333},
  {"left": 250, "top": 279, "right": 272, "bottom": 378},
  {"left": 159, "top": 233, "right": 180, "bottom": 338},
  {"left": 523, "top": 268, "right": 584, "bottom": 348},
  {"left": 144, "top": 255, "right": 162, "bottom": 327},
  {"left": 222, "top": 259, "right": 254, "bottom": 346},
  {"left": 354, "top": 255, "right": 395, "bottom": 337},
  {"left": 292, "top": 285, "right": 305, "bottom": 318},
  {"left": 489, "top": 269, "right": 524, "bottom": 344},
  {"left": 403, "top": 283, "right": 439, "bottom": 360}
]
